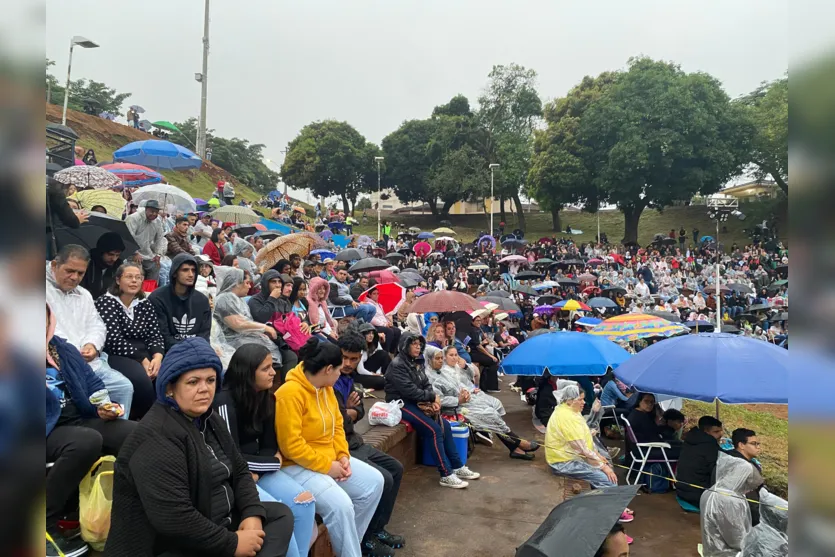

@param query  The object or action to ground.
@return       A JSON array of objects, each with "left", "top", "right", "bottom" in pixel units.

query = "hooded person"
[
  {"left": 106, "top": 337, "right": 294, "bottom": 557},
  {"left": 700, "top": 453, "right": 765, "bottom": 557},
  {"left": 740, "top": 489, "right": 788, "bottom": 557},
  {"left": 385, "top": 333, "right": 480, "bottom": 488},
  {"left": 248, "top": 270, "right": 293, "bottom": 324},
  {"left": 80, "top": 232, "right": 126, "bottom": 299},
  {"left": 233, "top": 237, "right": 260, "bottom": 279},
  {"left": 148, "top": 253, "right": 212, "bottom": 351},
  {"left": 306, "top": 277, "right": 338, "bottom": 338}
]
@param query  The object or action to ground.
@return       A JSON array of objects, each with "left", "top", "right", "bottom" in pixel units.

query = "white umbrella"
[
  {"left": 133, "top": 183, "right": 196, "bottom": 212},
  {"left": 211, "top": 205, "right": 261, "bottom": 224},
  {"left": 130, "top": 105, "right": 145, "bottom": 113},
  {"left": 54, "top": 165, "right": 122, "bottom": 190}
]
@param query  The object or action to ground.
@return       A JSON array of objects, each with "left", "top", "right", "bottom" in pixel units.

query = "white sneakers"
[
  {"left": 439, "top": 466, "right": 481, "bottom": 488},
  {"left": 440, "top": 474, "right": 469, "bottom": 489}
]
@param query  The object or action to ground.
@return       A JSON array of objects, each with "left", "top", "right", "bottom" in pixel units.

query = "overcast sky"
[{"left": 46, "top": 0, "right": 789, "bottom": 197}]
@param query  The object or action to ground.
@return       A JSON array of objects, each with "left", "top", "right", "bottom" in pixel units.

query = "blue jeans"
[
  {"left": 283, "top": 458, "right": 384, "bottom": 557},
  {"left": 549, "top": 459, "right": 617, "bottom": 489},
  {"left": 343, "top": 303, "right": 377, "bottom": 324},
  {"left": 256, "top": 472, "right": 317, "bottom": 557},
  {"left": 400, "top": 402, "right": 463, "bottom": 477},
  {"left": 93, "top": 358, "right": 133, "bottom": 420}
]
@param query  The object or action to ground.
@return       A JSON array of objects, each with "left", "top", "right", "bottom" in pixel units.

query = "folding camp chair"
[{"left": 621, "top": 416, "right": 678, "bottom": 485}]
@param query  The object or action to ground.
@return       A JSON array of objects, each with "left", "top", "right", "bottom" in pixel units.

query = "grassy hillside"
[
  {"left": 353, "top": 200, "right": 786, "bottom": 248},
  {"left": 46, "top": 103, "right": 304, "bottom": 209}
]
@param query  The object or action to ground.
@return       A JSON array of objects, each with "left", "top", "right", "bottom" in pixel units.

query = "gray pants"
[{"left": 141, "top": 258, "right": 160, "bottom": 281}]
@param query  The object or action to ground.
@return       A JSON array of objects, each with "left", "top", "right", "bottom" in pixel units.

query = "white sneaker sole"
[
  {"left": 440, "top": 480, "right": 469, "bottom": 489},
  {"left": 456, "top": 473, "right": 481, "bottom": 480}
]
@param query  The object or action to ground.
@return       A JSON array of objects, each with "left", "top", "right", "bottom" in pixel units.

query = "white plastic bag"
[{"left": 368, "top": 399, "right": 404, "bottom": 427}]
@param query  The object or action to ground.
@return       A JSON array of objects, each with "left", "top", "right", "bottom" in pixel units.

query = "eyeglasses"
[{"left": 746, "top": 441, "right": 761, "bottom": 447}]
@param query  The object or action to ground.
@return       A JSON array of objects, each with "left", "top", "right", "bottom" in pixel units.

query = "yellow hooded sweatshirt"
[{"left": 275, "top": 363, "right": 350, "bottom": 474}]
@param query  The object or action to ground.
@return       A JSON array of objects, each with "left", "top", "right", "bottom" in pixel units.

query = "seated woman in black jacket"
[
  {"left": 384, "top": 333, "right": 480, "bottom": 490},
  {"left": 106, "top": 337, "right": 293, "bottom": 557},
  {"left": 625, "top": 392, "right": 682, "bottom": 463}
]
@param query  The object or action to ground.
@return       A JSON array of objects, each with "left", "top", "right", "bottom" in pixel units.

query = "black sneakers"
[
  {"left": 375, "top": 529, "right": 406, "bottom": 549},
  {"left": 362, "top": 537, "right": 397, "bottom": 557},
  {"left": 46, "top": 532, "right": 89, "bottom": 557}
]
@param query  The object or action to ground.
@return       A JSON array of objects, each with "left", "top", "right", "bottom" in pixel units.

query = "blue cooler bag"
[{"left": 419, "top": 421, "right": 470, "bottom": 467}]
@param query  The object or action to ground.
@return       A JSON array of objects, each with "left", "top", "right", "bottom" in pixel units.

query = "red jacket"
[{"left": 202, "top": 241, "right": 225, "bottom": 266}]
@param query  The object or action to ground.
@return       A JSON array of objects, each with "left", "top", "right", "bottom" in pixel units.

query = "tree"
[
  {"left": 281, "top": 120, "right": 378, "bottom": 214},
  {"left": 579, "top": 58, "right": 753, "bottom": 243},
  {"left": 427, "top": 145, "right": 488, "bottom": 214},
  {"left": 529, "top": 73, "right": 616, "bottom": 231},
  {"left": 738, "top": 77, "right": 788, "bottom": 194},
  {"left": 46, "top": 58, "right": 132, "bottom": 114},
  {"left": 356, "top": 197, "right": 372, "bottom": 211},
  {"left": 381, "top": 119, "right": 439, "bottom": 213},
  {"left": 476, "top": 64, "right": 543, "bottom": 230}
]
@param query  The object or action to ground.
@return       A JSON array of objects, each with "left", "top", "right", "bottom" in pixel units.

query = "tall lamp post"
[
  {"left": 375, "top": 156, "right": 385, "bottom": 240},
  {"left": 706, "top": 196, "right": 742, "bottom": 331},
  {"left": 61, "top": 35, "right": 99, "bottom": 125},
  {"left": 195, "top": 0, "right": 211, "bottom": 157},
  {"left": 489, "top": 163, "right": 500, "bottom": 236}
]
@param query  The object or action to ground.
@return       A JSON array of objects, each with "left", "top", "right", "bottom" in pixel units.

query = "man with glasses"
[{"left": 725, "top": 428, "right": 765, "bottom": 526}]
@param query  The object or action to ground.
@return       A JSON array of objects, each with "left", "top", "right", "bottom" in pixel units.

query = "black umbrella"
[
  {"left": 512, "top": 285, "right": 537, "bottom": 296},
  {"left": 721, "top": 324, "right": 742, "bottom": 334},
  {"left": 53, "top": 225, "right": 139, "bottom": 256},
  {"left": 515, "top": 270, "right": 542, "bottom": 280},
  {"left": 774, "top": 312, "right": 788, "bottom": 321},
  {"left": 83, "top": 215, "right": 140, "bottom": 253},
  {"left": 399, "top": 269, "right": 424, "bottom": 282},
  {"left": 397, "top": 247, "right": 415, "bottom": 256},
  {"left": 748, "top": 303, "right": 771, "bottom": 312},
  {"left": 258, "top": 231, "right": 282, "bottom": 242},
  {"left": 232, "top": 224, "right": 259, "bottom": 237},
  {"left": 385, "top": 252, "right": 405, "bottom": 261},
  {"left": 536, "top": 295, "right": 560, "bottom": 305},
  {"left": 399, "top": 276, "right": 419, "bottom": 288},
  {"left": 335, "top": 248, "right": 366, "bottom": 262},
  {"left": 551, "top": 259, "right": 584, "bottom": 268},
  {"left": 661, "top": 237, "right": 676, "bottom": 245},
  {"left": 348, "top": 258, "right": 391, "bottom": 273},
  {"left": 516, "top": 485, "right": 640, "bottom": 557},
  {"left": 483, "top": 296, "right": 521, "bottom": 313},
  {"left": 534, "top": 258, "right": 554, "bottom": 266},
  {"left": 775, "top": 264, "right": 788, "bottom": 278},
  {"left": 484, "top": 290, "right": 511, "bottom": 298},
  {"left": 601, "top": 286, "right": 626, "bottom": 296},
  {"left": 726, "top": 283, "right": 754, "bottom": 295},
  {"left": 646, "top": 311, "right": 682, "bottom": 323},
  {"left": 502, "top": 239, "right": 527, "bottom": 249},
  {"left": 736, "top": 313, "right": 762, "bottom": 323},
  {"left": 558, "top": 278, "right": 580, "bottom": 287}
]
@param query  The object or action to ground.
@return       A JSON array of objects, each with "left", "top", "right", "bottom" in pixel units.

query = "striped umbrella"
[
  {"left": 553, "top": 299, "right": 592, "bottom": 312},
  {"left": 54, "top": 165, "right": 122, "bottom": 190},
  {"left": 100, "top": 163, "right": 163, "bottom": 186},
  {"left": 211, "top": 205, "right": 261, "bottom": 224},
  {"left": 255, "top": 232, "right": 325, "bottom": 271},
  {"left": 588, "top": 313, "right": 690, "bottom": 342}
]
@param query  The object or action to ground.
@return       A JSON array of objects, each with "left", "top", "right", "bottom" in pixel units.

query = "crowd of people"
[{"left": 46, "top": 174, "right": 788, "bottom": 556}]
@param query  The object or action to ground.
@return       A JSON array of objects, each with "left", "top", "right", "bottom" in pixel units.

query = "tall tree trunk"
[
  {"left": 551, "top": 208, "right": 561, "bottom": 232},
  {"left": 340, "top": 193, "right": 350, "bottom": 216},
  {"left": 512, "top": 193, "right": 526, "bottom": 232},
  {"left": 440, "top": 200, "right": 453, "bottom": 216},
  {"left": 499, "top": 196, "right": 507, "bottom": 224},
  {"left": 349, "top": 196, "right": 356, "bottom": 216},
  {"left": 428, "top": 199, "right": 439, "bottom": 218},
  {"left": 621, "top": 204, "right": 645, "bottom": 244},
  {"left": 770, "top": 172, "right": 788, "bottom": 195}
]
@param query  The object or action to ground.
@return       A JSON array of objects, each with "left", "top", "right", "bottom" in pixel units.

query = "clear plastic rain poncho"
[
  {"left": 213, "top": 268, "right": 283, "bottom": 364},
  {"left": 740, "top": 488, "right": 788, "bottom": 557},
  {"left": 425, "top": 345, "right": 510, "bottom": 434},
  {"left": 700, "top": 453, "right": 765, "bottom": 557}
]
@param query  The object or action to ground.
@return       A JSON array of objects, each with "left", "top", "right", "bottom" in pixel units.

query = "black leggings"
[
  {"left": 108, "top": 354, "right": 155, "bottom": 420},
  {"left": 364, "top": 350, "right": 391, "bottom": 374},
  {"left": 46, "top": 418, "right": 136, "bottom": 531},
  {"left": 354, "top": 373, "right": 386, "bottom": 391},
  {"left": 470, "top": 349, "right": 499, "bottom": 391},
  {"left": 375, "top": 326, "right": 401, "bottom": 354}
]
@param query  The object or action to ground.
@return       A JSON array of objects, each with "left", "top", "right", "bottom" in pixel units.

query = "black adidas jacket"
[{"left": 148, "top": 253, "right": 212, "bottom": 351}]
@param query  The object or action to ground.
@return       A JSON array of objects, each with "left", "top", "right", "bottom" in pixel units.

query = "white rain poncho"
[
  {"left": 740, "top": 488, "right": 788, "bottom": 557},
  {"left": 213, "top": 268, "right": 283, "bottom": 364},
  {"left": 700, "top": 453, "right": 765, "bottom": 557},
  {"left": 425, "top": 345, "right": 510, "bottom": 434}
]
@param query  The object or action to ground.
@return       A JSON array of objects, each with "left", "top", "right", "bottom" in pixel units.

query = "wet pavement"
[{"left": 387, "top": 381, "right": 702, "bottom": 557}]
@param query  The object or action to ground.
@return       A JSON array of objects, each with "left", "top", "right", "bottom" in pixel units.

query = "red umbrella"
[
  {"left": 253, "top": 223, "right": 267, "bottom": 231},
  {"left": 100, "top": 162, "right": 163, "bottom": 186},
  {"left": 414, "top": 241, "right": 432, "bottom": 258},
  {"left": 610, "top": 253, "right": 625, "bottom": 265},
  {"left": 358, "top": 283, "right": 406, "bottom": 315},
  {"left": 537, "top": 237, "right": 555, "bottom": 245},
  {"left": 368, "top": 270, "right": 400, "bottom": 284},
  {"left": 409, "top": 291, "right": 482, "bottom": 314}
]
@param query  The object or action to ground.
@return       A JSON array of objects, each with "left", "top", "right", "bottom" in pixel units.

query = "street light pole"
[
  {"left": 62, "top": 36, "right": 99, "bottom": 125},
  {"left": 489, "top": 163, "right": 500, "bottom": 236},
  {"left": 197, "top": 0, "right": 210, "bottom": 157},
  {"left": 706, "top": 196, "right": 739, "bottom": 331},
  {"left": 375, "top": 156, "right": 384, "bottom": 240}
]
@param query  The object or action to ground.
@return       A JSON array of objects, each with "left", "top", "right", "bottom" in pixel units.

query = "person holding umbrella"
[{"left": 126, "top": 199, "right": 166, "bottom": 281}]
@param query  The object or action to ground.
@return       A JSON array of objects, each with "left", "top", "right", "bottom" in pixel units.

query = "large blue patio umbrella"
[
  {"left": 113, "top": 139, "right": 202, "bottom": 170},
  {"left": 613, "top": 333, "right": 788, "bottom": 404},
  {"left": 500, "top": 331, "right": 630, "bottom": 376}
]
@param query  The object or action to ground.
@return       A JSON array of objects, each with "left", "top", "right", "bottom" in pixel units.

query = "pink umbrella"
[
  {"left": 368, "top": 270, "right": 400, "bottom": 284},
  {"left": 74, "top": 158, "right": 85, "bottom": 166},
  {"left": 414, "top": 241, "right": 432, "bottom": 258},
  {"left": 499, "top": 255, "right": 528, "bottom": 263}
]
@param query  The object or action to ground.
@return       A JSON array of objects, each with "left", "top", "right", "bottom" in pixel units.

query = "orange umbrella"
[{"left": 255, "top": 232, "right": 325, "bottom": 271}]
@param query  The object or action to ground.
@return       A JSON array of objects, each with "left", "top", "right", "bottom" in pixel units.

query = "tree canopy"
[
  {"left": 46, "top": 58, "right": 132, "bottom": 114},
  {"left": 738, "top": 77, "right": 788, "bottom": 194},
  {"left": 281, "top": 120, "right": 379, "bottom": 214}
]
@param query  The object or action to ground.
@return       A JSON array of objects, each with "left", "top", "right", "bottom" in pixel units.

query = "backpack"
[
  {"left": 639, "top": 462, "right": 670, "bottom": 493},
  {"left": 270, "top": 312, "right": 311, "bottom": 352}
]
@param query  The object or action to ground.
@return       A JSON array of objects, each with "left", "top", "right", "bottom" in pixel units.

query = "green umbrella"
[{"left": 152, "top": 121, "right": 181, "bottom": 133}]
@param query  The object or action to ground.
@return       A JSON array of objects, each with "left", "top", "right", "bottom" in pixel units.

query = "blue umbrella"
[
  {"left": 417, "top": 232, "right": 435, "bottom": 240},
  {"left": 310, "top": 249, "right": 336, "bottom": 260},
  {"left": 576, "top": 317, "right": 602, "bottom": 327},
  {"left": 613, "top": 333, "right": 788, "bottom": 404},
  {"left": 588, "top": 297, "right": 618, "bottom": 309},
  {"left": 113, "top": 139, "right": 202, "bottom": 170},
  {"left": 700, "top": 235, "right": 715, "bottom": 243},
  {"left": 500, "top": 331, "right": 630, "bottom": 376}
]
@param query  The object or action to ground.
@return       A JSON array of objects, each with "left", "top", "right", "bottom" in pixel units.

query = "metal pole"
[
  {"left": 376, "top": 159, "right": 382, "bottom": 240},
  {"left": 490, "top": 168, "right": 494, "bottom": 236},
  {"left": 715, "top": 218, "right": 722, "bottom": 331},
  {"left": 61, "top": 41, "right": 74, "bottom": 125},
  {"left": 197, "top": 0, "right": 210, "bottom": 157},
  {"left": 596, "top": 184, "right": 600, "bottom": 244}
]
